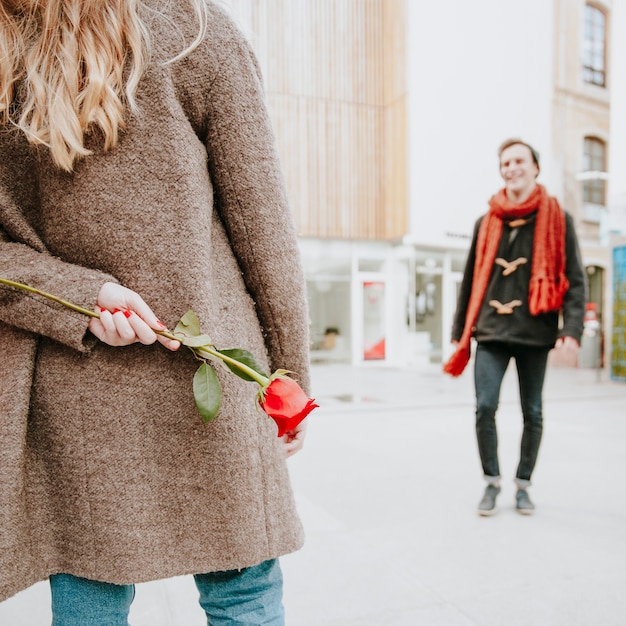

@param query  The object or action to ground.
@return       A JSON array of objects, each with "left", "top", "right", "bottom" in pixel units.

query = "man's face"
[{"left": 499, "top": 143, "right": 539, "bottom": 202}]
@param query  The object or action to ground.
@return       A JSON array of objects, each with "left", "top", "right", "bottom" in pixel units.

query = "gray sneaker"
[
  {"left": 516, "top": 489, "right": 535, "bottom": 515},
  {"left": 478, "top": 485, "right": 501, "bottom": 516}
]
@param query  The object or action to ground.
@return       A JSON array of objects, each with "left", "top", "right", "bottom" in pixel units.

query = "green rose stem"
[
  {"left": 0, "top": 277, "right": 270, "bottom": 387},
  {"left": 195, "top": 347, "right": 270, "bottom": 387},
  {"left": 0, "top": 277, "right": 102, "bottom": 319}
]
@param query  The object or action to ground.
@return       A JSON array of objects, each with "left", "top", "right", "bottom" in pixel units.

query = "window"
[
  {"left": 583, "top": 137, "right": 607, "bottom": 206},
  {"left": 583, "top": 4, "right": 607, "bottom": 87},
  {"left": 582, "top": 137, "right": 607, "bottom": 223}
]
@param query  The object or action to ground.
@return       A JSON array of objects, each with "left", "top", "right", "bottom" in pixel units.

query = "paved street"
[{"left": 2, "top": 362, "right": 626, "bottom": 625}]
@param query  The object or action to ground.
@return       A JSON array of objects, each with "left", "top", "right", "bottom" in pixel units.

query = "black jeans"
[{"left": 474, "top": 342, "right": 551, "bottom": 485}]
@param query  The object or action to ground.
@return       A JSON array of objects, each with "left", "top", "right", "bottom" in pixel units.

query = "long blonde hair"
[{"left": 0, "top": 0, "right": 207, "bottom": 171}]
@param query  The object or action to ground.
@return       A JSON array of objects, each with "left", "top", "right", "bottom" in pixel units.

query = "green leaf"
[
  {"left": 217, "top": 348, "right": 268, "bottom": 382},
  {"left": 193, "top": 362, "right": 222, "bottom": 424},
  {"left": 181, "top": 334, "right": 212, "bottom": 348},
  {"left": 174, "top": 310, "right": 202, "bottom": 337}
]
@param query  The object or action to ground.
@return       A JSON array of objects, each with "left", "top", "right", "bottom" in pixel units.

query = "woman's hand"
[
  {"left": 282, "top": 419, "right": 307, "bottom": 458},
  {"left": 88, "top": 282, "right": 180, "bottom": 351}
]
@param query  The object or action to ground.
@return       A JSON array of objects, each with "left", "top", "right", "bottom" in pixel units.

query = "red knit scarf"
[{"left": 443, "top": 184, "right": 569, "bottom": 377}]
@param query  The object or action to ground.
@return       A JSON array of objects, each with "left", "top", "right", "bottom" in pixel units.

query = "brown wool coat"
[{"left": 0, "top": 1, "right": 310, "bottom": 601}]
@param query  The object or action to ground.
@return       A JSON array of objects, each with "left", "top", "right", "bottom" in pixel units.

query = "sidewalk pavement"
[{"left": 2, "top": 362, "right": 625, "bottom": 625}]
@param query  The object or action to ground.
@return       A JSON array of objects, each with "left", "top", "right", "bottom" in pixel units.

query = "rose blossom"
[{"left": 259, "top": 376, "right": 319, "bottom": 437}]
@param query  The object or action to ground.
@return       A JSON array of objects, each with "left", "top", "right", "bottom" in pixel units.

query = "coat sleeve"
[
  {"left": 0, "top": 132, "right": 118, "bottom": 353},
  {"left": 559, "top": 211, "right": 587, "bottom": 342},
  {"left": 450, "top": 217, "right": 482, "bottom": 342},
  {"left": 174, "top": 11, "right": 311, "bottom": 391}
]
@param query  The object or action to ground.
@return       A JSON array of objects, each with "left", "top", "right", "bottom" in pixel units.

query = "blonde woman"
[{"left": 0, "top": 1, "right": 310, "bottom": 623}]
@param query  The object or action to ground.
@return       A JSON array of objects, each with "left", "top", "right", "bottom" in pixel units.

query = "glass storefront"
[{"left": 299, "top": 238, "right": 469, "bottom": 366}]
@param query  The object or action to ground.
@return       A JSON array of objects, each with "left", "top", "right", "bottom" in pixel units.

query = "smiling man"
[{"left": 444, "top": 139, "right": 586, "bottom": 516}]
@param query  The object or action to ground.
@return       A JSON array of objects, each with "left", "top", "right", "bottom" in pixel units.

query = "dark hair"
[{"left": 498, "top": 138, "right": 540, "bottom": 168}]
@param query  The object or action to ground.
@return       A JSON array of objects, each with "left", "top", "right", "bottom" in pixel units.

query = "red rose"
[{"left": 259, "top": 376, "right": 319, "bottom": 437}]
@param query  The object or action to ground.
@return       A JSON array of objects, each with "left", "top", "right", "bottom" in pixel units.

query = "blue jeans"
[
  {"left": 49, "top": 559, "right": 284, "bottom": 626},
  {"left": 474, "top": 342, "right": 551, "bottom": 485}
]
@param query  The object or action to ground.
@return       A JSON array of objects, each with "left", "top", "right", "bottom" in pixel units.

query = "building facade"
[{"left": 222, "top": 0, "right": 624, "bottom": 368}]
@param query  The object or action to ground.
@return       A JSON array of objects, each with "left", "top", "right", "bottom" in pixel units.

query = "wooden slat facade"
[{"left": 223, "top": 0, "right": 408, "bottom": 240}]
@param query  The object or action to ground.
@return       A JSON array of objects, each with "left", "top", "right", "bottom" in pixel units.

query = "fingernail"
[
  {"left": 99, "top": 306, "right": 108, "bottom": 313},
  {"left": 123, "top": 310, "right": 132, "bottom": 318},
  {"left": 113, "top": 308, "right": 121, "bottom": 314},
  {"left": 156, "top": 320, "right": 168, "bottom": 329}
]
